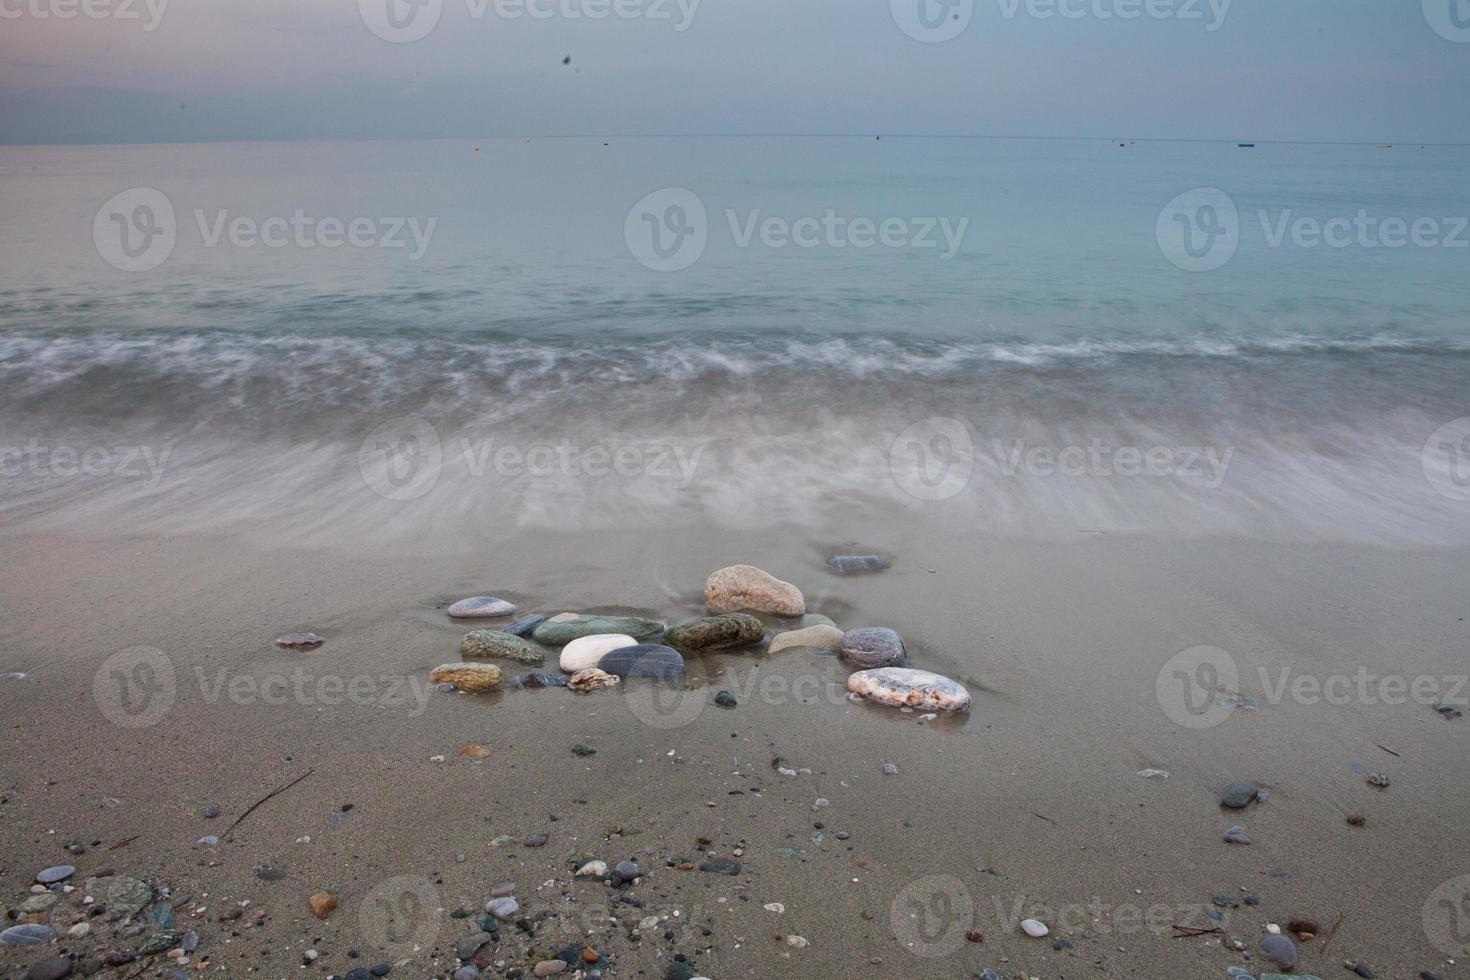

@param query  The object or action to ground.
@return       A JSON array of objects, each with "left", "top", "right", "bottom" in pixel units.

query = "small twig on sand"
[
  {"left": 107, "top": 835, "right": 140, "bottom": 850},
  {"left": 1320, "top": 911, "right": 1345, "bottom": 953},
  {"left": 1172, "top": 925, "right": 1223, "bottom": 938},
  {"left": 1376, "top": 744, "right": 1401, "bottom": 757},
  {"left": 224, "top": 769, "right": 314, "bottom": 840},
  {"left": 1031, "top": 812, "right": 1055, "bottom": 824}
]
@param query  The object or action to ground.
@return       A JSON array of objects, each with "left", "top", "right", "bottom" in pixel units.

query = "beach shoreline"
[{"left": 1, "top": 525, "right": 1466, "bottom": 978}]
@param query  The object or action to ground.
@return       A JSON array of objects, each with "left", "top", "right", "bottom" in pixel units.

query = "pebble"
[
  {"left": 25, "top": 958, "right": 73, "bottom": 980},
  {"left": 698, "top": 860, "right": 741, "bottom": 876},
  {"left": 196, "top": 835, "right": 220, "bottom": 847},
  {"left": 86, "top": 875, "right": 151, "bottom": 914},
  {"left": 1, "top": 671, "right": 25, "bottom": 680},
  {"left": 36, "top": 865, "right": 75, "bottom": 884},
  {"left": 452, "top": 967, "right": 479, "bottom": 980},
  {"left": 826, "top": 554, "right": 889, "bottom": 575},
  {"left": 202, "top": 804, "right": 220, "bottom": 819},
  {"left": 575, "top": 860, "right": 608, "bottom": 878},
  {"left": 275, "top": 632, "right": 323, "bottom": 649},
  {"left": 572, "top": 743, "right": 597, "bottom": 756},
  {"left": 1136, "top": 768, "right": 1170, "bottom": 779},
  {"left": 704, "top": 564, "right": 805, "bottom": 616},
  {"left": 1221, "top": 783, "right": 1259, "bottom": 809},
  {"left": 1257, "top": 933, "right": 1298, "bottom": 968},
  {"left": 308, "top": 892, "right": 338, "bottom": 919},
  {"left": 1223, "top": 825, "right": 1251, "bottom": 845},
  {"left": 485, "top": 897, "right": 519, "bottom": 919},
  {"left": 838, "top": 628, "right": 907, "bottom": 668},
  {"left": 559, "top": 634, "right": 638, "bottom": 672},
  {"left": 614, "top": 860, "right": 640, "bottom": 882},
  {"left": 460, "top": 630, "right": 546, "bottom": 665},
  {"left": 524, "top": 833, "right": 549, "bottom": 847},
  {"left": 1350, "top": 965, "right": 1374, "bottom": 978},
  {"left": 784, "top": 935, "right": 809, "bottom": 949},
  {"left": 764, "top": 902, "right": 785, "bottom": 913},
  {"left": 533, "top": 960, "right": 568, "bottom": 976},
  {"left": 428, "top": 662, "right": 504, "bottom": 693},
  {"left": 882, "top": 762, "right": 898, "bottom": 775},
  {"left": 1020, "top": 918, "right": 1049, "bottom": 938},
  {"left": 459, "top": 744, "right": 492, "bottom": 760},
  {"left": 521, "top": 671, "right": 568, "bottom": 688},
  {"left": 490, "top": 882, "right": 515, "bottom": 896},
  {"left": 1, "top": 924, "right": 55, "bottom": 945},
  {"left": 663, "top": 614, "right": 765, "bottom": 653},
  {"left": 567, "top": 668, "right": 620, "bottom": 691},
  {"left": 501, "top": 614, "right": 547, "bottom": 637},
  {"left": 598, "top": 643, "right": 686, "bottom": 678},
  {"left": 768, "top": 625, "right": 845, "bottom": 654},
  {"left": 448, "top": 596, "right": 517, "bottom": 618},
  {"left": 533, "top": 613, "right": 665, "bottom": 645},
  {"left": 846, "top": 667, "right": 971, "bottom": 711},
  {"left": 714, "top": 690, "right": 737, "bottom": 708}
]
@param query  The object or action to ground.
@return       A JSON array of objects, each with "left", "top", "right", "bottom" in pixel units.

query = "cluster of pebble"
[{"left": 419, "top": 562, "right": 972, "bottom": 713}]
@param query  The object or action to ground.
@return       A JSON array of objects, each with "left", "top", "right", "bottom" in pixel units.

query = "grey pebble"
[{"left": 35, "top": 865, "right": 75, "bottom": 884}]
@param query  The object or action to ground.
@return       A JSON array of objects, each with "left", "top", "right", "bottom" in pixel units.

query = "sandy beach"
[{"left": 2, "top": 521, "right": 1467, "bottom": 979}]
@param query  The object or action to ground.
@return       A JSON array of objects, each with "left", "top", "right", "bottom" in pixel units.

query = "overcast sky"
[{"left": 2, "top": 0, "right": 1467, "bottom": 144}]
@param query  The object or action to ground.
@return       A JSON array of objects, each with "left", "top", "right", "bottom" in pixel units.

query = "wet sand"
[{"left": 2, "top": 524, "right": 1468, "bottom": 979}]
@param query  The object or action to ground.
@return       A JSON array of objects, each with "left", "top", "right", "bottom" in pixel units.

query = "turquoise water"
[{"left": 0, "top": 137, "right": 1467, "bottom": 543}]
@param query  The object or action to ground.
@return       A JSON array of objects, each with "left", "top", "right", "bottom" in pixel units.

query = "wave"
[{"left": 0, "top": 327, "right": 1467, "bottom": 548}]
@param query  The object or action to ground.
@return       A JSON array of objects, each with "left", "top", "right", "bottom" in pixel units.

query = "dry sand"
[{"left": 1, "top": 522, "right": 1468, "bottom": 979}]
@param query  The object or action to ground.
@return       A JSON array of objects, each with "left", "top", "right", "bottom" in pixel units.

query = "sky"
[{"left": 1, "top": 0, "right": 1468, "bottom": 145}]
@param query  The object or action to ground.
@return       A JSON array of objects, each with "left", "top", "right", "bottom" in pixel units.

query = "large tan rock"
[
  {"left": 704, "top": 564, "right": 805, "bottom": 616},
  {"left": 768, "top": 624, "right": 844, "bottom": 654},
  {"left": 429, "top": 662, "right": 504, "bottom": 692}
]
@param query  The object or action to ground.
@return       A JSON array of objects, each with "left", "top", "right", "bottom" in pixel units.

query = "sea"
[{"left": 1, "top": 136, "right": 1467, "bottom": 545}]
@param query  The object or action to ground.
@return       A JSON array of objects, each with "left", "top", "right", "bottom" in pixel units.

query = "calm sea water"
[{"left": 1, "top": 137, "right": 1467, "bottom": 544}]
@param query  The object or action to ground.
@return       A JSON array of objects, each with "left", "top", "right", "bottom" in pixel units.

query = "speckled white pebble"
[
  {"left": 1021, "top": 918, "right": 1049, "bottom": 938},
  {"left": 560, "top": 634, "right": 637, "bottom": 672}
]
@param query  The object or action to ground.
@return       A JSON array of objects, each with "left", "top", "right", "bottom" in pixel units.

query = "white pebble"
[{"left": 1021, "top": 918, "right": 1049, "bottom": 938}]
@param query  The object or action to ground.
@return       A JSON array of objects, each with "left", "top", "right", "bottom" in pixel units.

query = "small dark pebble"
[
  {"left": 572, "top": 744, "right": 597, "bottom": 757},
  {"left": 524, "top": 833, "right": 549, "bottom": 847},
  {"left": 344, "top": 970, "right": 374, "bottom": 980},
  {"left": 501, "top": 615, "right": 546, "bottom": 638},
  {"left": 827, "top": 554, "right": 889, "bottom": 575},
  {"left": 201, "top": 805, "right": 219, "bottom": 819},
  {"left": 1352, "top": 966, "right": 1374, "bottom": 979},
  {"left": 26, "top": 957, "right": 74, "bottom": 980},
  {"left": 1052, "top": 939, "right": 1072, "bottom": 951},
  {"left": 370, "top": 967, "right": 392, "bottom": 978},
  {"left": 714, "top": 691, "right": 737, "bottom": 708},
  {"left": 698, "top": 860, "right": 741, "bottom": 876},
  {"left": 1243, "top": 896, "right": 1259, "bottom": 906},
  {"left": 522, "top": 672, "right": 568, "bottom": 688}
]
